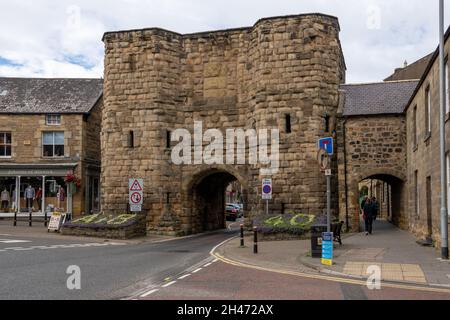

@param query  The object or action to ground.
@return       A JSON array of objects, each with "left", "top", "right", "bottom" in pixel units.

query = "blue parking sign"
[
  {"left": 318, "top": 137, "right": 334, "bottom": 155},
  {"left": 321, "top": 232, "right": 334, "bottom": 266}
]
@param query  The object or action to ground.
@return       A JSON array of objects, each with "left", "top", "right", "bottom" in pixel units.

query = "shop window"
[
  {"left": 0, "top": 132, "right": 12, "bottom": 157},
  {"left": 43, "top": 132, "right": 65, "bottom": 157},
  {"left": 46, "top": 114, "right": 61, "bottom": 126}
]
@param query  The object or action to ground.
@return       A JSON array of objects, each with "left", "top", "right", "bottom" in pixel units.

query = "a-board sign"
[{"left": 48, "top": 212, "right": 66, "bottom": 232}]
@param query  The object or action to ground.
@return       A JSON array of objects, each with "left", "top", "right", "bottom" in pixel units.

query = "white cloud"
[{"left": 0, "top": 0, "right": 449, "bottom": 82}]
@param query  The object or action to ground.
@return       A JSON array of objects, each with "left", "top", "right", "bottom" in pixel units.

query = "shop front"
[{"left": 0, "top": 163, "right": 78, "bottom": 217}]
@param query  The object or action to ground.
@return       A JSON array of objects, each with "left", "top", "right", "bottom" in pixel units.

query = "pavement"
[{"left": 213, "top": 220, "right": 450, "bottom": 289}]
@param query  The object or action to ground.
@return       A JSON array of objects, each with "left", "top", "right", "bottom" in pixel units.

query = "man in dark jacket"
[{"left": 363, "top": 198, "right": 375, "bottom": 235}]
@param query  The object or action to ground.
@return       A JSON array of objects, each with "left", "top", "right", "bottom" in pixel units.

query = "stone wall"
[
  {"left": 101, "top": 14, "right": 345, "bottom": 235},
  {"left": 406, "top": 34, "right": 450, "bottom": 247},
  {"left": 337, "top": 115, "right": 408, "bottom": 231}
]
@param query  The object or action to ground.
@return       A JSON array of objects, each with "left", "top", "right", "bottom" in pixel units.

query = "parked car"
[
  {"left": 226, "top": 203, "right": 243, "bottom": 218},
  {"left": 225, "top": 204, "right": 239, "bottom": 221}
]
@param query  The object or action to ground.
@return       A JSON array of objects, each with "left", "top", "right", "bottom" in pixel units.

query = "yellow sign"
[{"left": 321, "top": 258, "right": 333, "bottom": 266}]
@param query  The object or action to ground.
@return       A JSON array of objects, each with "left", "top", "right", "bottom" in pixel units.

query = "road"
[
  {"left": 1, "top": 222, "right": 450, "bottom": 300},
  {"left": 0, "top": 226, "right": 237, "bottom": 300}
]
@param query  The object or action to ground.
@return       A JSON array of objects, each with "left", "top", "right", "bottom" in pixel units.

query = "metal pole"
[
  {"left": 439, "top": 0, "right": 449, "bottom": 260},
  {"left": 253, "top": 227, "right": 258, "bottom": 254},
  {"left": 240, "top": 224, "right": 245, "bottom": 247},
  {"left": 327, "top": 175, "right": 331, "bottom": 233}
]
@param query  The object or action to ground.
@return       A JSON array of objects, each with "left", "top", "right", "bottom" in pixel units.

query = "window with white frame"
[
  {"left": 42, "top": 132, "right": 64, "bottom": 157},
  {"left": 46, "top": 114, "right": 61, "bottom": 126},
  {"left": 447, "top": 154, "right": 450, "bottom": 216},
  {"left": 0, "top": 132, "right": 11, "bottom": 157},
  {"left": 415, "top": 170, "right": 420, "bottom": 217},
  {"left": 425, "top": 86, "right": 432, "bottom": 136},
  {"left": 446, "top": 60, "right": 449, "bottom": 115}
]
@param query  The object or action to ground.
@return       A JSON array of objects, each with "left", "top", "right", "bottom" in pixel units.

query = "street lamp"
[{"left": 439, "top": 0, "right": 449, "bottom": 260}]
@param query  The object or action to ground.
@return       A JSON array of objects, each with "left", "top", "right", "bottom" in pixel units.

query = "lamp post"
[{"left": 439, "top": 0, "right": 449, "bottom": 260}]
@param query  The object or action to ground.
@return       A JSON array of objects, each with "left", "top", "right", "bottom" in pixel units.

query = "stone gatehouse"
[
  {"left": 100, "top": 12, "right": 449, "bottom": 243},
  {"left": 101, "top": 13, "right": 346, "bottom": 235}
]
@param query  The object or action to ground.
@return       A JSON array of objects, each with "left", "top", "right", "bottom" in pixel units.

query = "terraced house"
[{"left": 0, "top": 78, "right": 103, "bottom": 218}]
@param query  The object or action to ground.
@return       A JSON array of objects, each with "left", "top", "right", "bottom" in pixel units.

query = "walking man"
[{"left": 363, "top": 198, "right": 375, "bottom": 235}]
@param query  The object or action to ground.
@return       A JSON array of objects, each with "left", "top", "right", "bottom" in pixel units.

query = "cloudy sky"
[{"left": 0, "top": 0, "right": 448, "bottom": 83}]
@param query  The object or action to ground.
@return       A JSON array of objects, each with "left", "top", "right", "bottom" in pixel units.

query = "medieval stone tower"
[{"left": 101, "top": 13, "right": 346, "bottom": 235}]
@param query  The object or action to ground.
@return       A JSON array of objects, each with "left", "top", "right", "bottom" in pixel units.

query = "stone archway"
[
  {"left": 182, "top": 165, "right": 249, "bottom": 234},
  {"left": 349, "top": 170, "right": 407, "bottom": 231}
]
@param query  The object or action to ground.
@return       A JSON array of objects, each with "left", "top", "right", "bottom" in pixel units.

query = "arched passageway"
[
  {"left": 183, "top": 168, "right": 248, "bottom": 234},
  {"left": 356, "top": 174, "right": 406, "bottom": 231}
]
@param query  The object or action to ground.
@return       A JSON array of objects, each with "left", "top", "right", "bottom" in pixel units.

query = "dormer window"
[{"left": 46, "top": 114, "right": 61, "bottom": 126}]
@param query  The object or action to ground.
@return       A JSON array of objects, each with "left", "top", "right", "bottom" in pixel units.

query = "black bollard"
[
  {"left": 13, "top": 212, "right": 17, "bottom": 227},
  {"left": 29, "top": 211, "right": 32, "bottom": 227},
  {"left": 44, "top": 211, "right": 48, "bottom": 227},
  {"left": 253, "top": 227, "right": 258, "bottom": 254},
  {"left": 240, "top": 224, "right": 245, "bottom": 247}
]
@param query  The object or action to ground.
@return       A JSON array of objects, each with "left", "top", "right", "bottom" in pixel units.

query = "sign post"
[
  {"left": 318, "top": 137, "right": 334, "bottom": 233},
  {"left": 262, "top": 179, "right": 272, "bottom": 215},
  {"left": 47, "top": 212, "right": 65, "bottom": 233},
  {"left": 129, "top": 178, "right": 144, "bottom": 212},
  {"left": 321, "top": 232, "right": 334, "bottom": 266}
]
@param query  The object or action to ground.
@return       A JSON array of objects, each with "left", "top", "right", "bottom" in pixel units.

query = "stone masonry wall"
[
  {"left": 102, "top": 14, "right": 345, "bottom": 235},
  {"left": 337, "top": 115, "right": 408, "bottom": 231},
  {"left": 406, "top": 34, "right": 450, "bottom": 247}
]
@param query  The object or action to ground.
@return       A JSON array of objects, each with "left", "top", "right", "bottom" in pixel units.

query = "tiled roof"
[
  {"left": 340, "top": 80, "right": 419, "bottom": 116},
  {"left": 0, "top": 78, "right": 103, "bottom": 114}
]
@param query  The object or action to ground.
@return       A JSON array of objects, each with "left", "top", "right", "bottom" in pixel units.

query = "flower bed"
[
  {"left": 62, "top": 213, "right": 147, "bottom": 239},
  {"left": 253, "top": 213, "right": 322, "bottom": 241}
]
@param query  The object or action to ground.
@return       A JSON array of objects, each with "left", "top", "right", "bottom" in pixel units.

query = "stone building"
[
  {"left": 337, "top": 80, "right": 418, "bottom": 231},
  {"left": 0, "top": 78, "right": 103, "bottom": 217},
  {"left": 405, "top": 26, "right": 450, "bottom": 247},
  {"left": 101, "top": 13, "right": 346, "bottom": 235}
]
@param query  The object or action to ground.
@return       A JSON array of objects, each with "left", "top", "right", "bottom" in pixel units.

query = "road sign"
[
  {"left": 325, "top": 169, "right": 332, "bottom": 176},
  {"left": 321, "top": 232, "right": 334, "bottom": 266},
  {"left": 317, "top": 148, "right": 330, "bottom": 171},
  {"left": 262, "top": 179, "right": 272, "bottom": 200},
  {"left": 318, "top": 137, "right": 334, "bottom": 155},
  {"left": 129, "top": 179, "right": 144, "bottom": 212}
]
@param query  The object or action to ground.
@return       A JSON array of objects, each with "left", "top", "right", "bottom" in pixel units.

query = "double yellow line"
[{"left": 211, "top": 248, "right": 450, "bottom": 295}]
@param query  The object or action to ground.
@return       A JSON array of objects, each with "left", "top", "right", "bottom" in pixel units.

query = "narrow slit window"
[
  {"left": 128, "top": 131, "right": 134, "bottom": 148},
  {"left": 285, "top": 114, "right": 292, "bottom": 134},
  {"left": 324, "top": 115, "right": 330, "bottom": 133},
  {"left": 166, "top": 130, "right": 171, "bottom": 149}
]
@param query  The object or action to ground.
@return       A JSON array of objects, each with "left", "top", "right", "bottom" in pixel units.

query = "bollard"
[
  {"left": 29, "top": 211, "right": 32, "bottom": 227},
  {"left": 13, "top": 212, "right": 17, "bottom": 227},
  {"left": 253, "top": 227, "right": 258, "bottom": 254},
  {"left": 44, "top": 211, "right": 48, "bottom": 227},
  {"left": 240, "top": 224, "right": 245, "bottom": 247}
]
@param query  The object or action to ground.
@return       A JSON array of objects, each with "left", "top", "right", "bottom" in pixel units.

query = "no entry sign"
[{"left": 129, "top": 178, "right": 144, "bottom": 212}]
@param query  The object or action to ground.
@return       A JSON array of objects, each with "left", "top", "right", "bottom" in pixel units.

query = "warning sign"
[
  {"left": 129, "top": 179, "right": 144, "bottom": 212},
  {"left": 129, "top": 179, "right": 143, "bottom": 192}
]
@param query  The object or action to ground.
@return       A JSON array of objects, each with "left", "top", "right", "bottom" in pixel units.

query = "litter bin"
[{"left": 310, "top": 224, "right": 327, "bottom": 258}]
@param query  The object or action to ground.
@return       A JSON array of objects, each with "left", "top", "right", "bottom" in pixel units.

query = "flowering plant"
[{"left": 64, "top": 172, "right": 81, "bottom": 192}]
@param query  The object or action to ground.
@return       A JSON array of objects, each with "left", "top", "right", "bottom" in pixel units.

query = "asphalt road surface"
[
  {"left": 1, "top": 222, "right": 450, "bottom": 300},
  {"left": 0, "top": 227, "right": 237, "bottom": 300}
]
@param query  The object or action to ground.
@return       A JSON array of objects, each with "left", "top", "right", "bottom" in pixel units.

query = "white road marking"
[
  {"left": 0, "top": 242, "right": 126, "bottom": 253},
  {"left": 140, "top": 289, "right": 159, "bottom": 298},
  {"left": 192, "top": 268, "right": 203, "bottom": 274},
  {"left": 203, "top": 263, "right": 212, "bottom": 267},
  {"left": 178, "top": 274, "right": 191, "bottom": 280},
  {"left": 0, "top": 239, "right": 31, "bottom": 244},
  {"left": 213, "top": 258, "right": 219, "bottom": 263},
  {"left": 161, "top": 281, "right": 176, "bottom": 288}
]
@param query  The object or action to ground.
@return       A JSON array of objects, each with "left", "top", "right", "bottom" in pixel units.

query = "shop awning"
[{"left": 0, "top": 163, "right": 78, "bottom": 177}]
